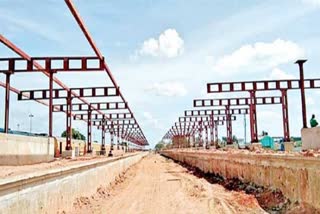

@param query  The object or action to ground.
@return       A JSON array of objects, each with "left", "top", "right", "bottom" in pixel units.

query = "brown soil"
[
  {"left": 170, "top": 156, "right": 320, "bottom": 214},
  {"left": 0, "top": 152, "right": 128, "bottom": 179},
  {"left": 70, "top": 154, "right": 267, "bottom": 214}
]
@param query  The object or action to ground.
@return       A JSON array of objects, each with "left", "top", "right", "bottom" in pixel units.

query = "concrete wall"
[
  {"left": 0, "top": 133, "right": 125, "bottom": 165},
  {"left": 161, "top": 150, "right": 320, "bottom": 210},
  {"left": 0, "top": 152, "right": 148, "bottom": 214},
  {"left": 301, "top": 127, "right": 320, "bottom": 150},
  {"left": 0, "top": 133, "right": 54, "bottom": 165}
]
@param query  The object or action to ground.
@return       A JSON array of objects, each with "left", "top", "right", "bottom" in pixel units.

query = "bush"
[{"left": 61, "top": 128, "right": 86, "bottom": 141}]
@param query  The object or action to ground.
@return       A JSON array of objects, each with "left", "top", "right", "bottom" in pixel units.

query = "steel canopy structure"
[
  {"left": 162, "top": 59, "right": 319, "bottom": 148},
  {"left": 0, "top": 0, "right": 148, "bottom": 154}
]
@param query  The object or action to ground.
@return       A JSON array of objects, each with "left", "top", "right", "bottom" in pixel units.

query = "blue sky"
[{"left": 1, "top": 0, "right": 320, "bottom": 148}]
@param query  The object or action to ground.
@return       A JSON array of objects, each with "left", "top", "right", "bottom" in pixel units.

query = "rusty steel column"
[
  {"left": 121, "top": 129, "right": 124, "bottom": 150},
  {"left": 111, "top": 129, "right": 114, "bottom": 150},
  {"left": 4, "top": 72, "right": 12, "bottom": 134},
  {"left": 48, "top": 70, "right": 54, "bottom": 137},
  {"left": 101, "top": 116, "right": 106, "bottom": 152},
  {"left": 296, "top": 60, "right": 308, "bottom": 128},
  {"left": 192, "top": 134, "right": 196, "bottom": 147},
  {"left": 198, "top": 121, "right": 203, "bottom": 148},
  {"left": 281, "top": 90, "right": 290, "bottom": 142},
  {"left": 108, "top": 125, "right": 114, "bottom": 157},
  {"left": 205, "top": 126, "right": 209, "bottom": 149},
  {"left": 117, "top": 126, "right": 120, "bottom": 150},
  {"left": 101, "top": 129, "right": 106, "bottom": 152},
  {"left": 210, "top": 114, "right": 214, "bottom": 146},
  {"left": 226, "top": 105, "right": 233, "bottom": 144},
  {"left": 65, "top": 91, "right": 72, "bottom": 150},
  {"left": 87, "top": 108, "right": 92, "bottom": 153},
  {"left": 249, "top": 90, "right": 258, "bottom": 143},
  {"left": 214, "top": 121, "right": 218, "bottom": 144}
]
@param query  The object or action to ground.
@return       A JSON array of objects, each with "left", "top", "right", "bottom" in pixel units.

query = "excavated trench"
[{"left": 164, "top": 156, "right": 319, "bottom": 214}]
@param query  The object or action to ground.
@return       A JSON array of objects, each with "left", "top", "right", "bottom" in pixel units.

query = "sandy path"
[{"left": 72, "top": 154, "right": 266, "bottom": 214}]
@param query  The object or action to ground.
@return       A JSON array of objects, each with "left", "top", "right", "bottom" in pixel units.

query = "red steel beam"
[
  {"left": 296, "top": 60, "right": 308, "bottom": 128},
  {"left": 0, "top": 81, "right": 79, "bottom": 114},
  {"left": 96, "top": 124, "right": 139, "bottom": 130},
  {"left": 18, "top": 86, "right": 119, "bottom": 100},
  {"left": 185, "top": 108, "right": 249, "bottom": 117},
  {"left": 53, "top": 101, "right": 127, "bottom": 112},
  {"left": 207, "top": 78, "right": 320, "bottom": 92},
  {"left": 176, "top": 121, "right": 224, "bottom": 126},
  {"left": 93, "top": 119, "right": 136, "bottom": 126},
  {"left": 64, "top": 1, "right": 148, "bottom": 145},
  {"left": 193, "top": 96, "right": 284, "bottom": 143},
  {"left": 207, "top": 65, "right": 317, "bottom": 131},
  {"left": 0, "top": 35, "right": 119, "bottom": 145},
  {"left": 194, "top": 96, "right": 282, "bottom": 107},
  {"left": 179, "top": 116, "right": 235, "bottom": 122},
  {"left": 0, "top": 56, "right": 104, "bottom": 72},
  {"left": 74, "top": 113, "right": 133, "bottom": 121}
]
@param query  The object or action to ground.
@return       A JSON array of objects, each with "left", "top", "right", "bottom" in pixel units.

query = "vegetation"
[
  {"left": 222, "top": 135, "right": 238, "bottom": 143},
  {"left": 155, "top": 142, "right": 165, "bottom": 151},
  {"left": 61, "top": 128, "right": 86, "bottom": 141}
]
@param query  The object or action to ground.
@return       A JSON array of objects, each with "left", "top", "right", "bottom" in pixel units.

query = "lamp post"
[{"left": 29, "top": 114, "right": 34, "bottom": 134}]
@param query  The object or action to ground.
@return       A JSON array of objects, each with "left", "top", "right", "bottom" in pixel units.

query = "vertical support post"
[
  {"left": 205, "top": 126, "right": 209, "bottom": 149},
  {"left": 48, "top": 70, "right": 54, "bottom": 137},
  {"left": 249, "top": 90, "right": 258, "bottom": 143},
  {"left": 210, "top": 114, "right": 214, "bottom": 146},
  {"left": 214, "top": 121, "right": 218, "bottom": 144},
  {"left": 108, "top": 124, "right": 114, "bottom": 157},
  {"left": 65, "top": 91, "right": 72, "bottom": 150},
  {"left": 226, "top": 105, "right": 233, "bottom": 144},
  {"left": 192, "top": 133, "right": 196, "bottom": 147},
  {"left": 101, "top": 115, "right": 106, "bottom": 152},
  {"left": 296, "top": 60, "right": 308, "bottom": 128},
  {"left": 281, "top": 90, "right": 290, "bottom": 142},
  {"left": 244, "top": 114, "right": 247, "bottom": 144},
  {"left": 121, "top": 129, "right": 125, "bottom": 150},
  {"left": 117, "top": 126, "right": 120, "bottom": 150},
  {"left": 4, "top": 72, "right": 11, "bottom": 134},
  {"left": 199, "top": 120, "right": 203, "bottom": 148},
  {"left": 87, "top": 108, "right": 92, "bottom": 153}
]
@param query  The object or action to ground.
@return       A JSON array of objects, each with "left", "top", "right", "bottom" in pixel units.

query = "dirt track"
[{"left": 71, "top": 154, "right": 266, "bottom": 214}]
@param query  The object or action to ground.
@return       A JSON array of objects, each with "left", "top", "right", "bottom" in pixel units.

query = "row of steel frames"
[
  {"left": 163, "top": 60, "right": 317, "bottom": 147},
  {"left": 0, "top": 0, "right": 148, "bottom": 155}
]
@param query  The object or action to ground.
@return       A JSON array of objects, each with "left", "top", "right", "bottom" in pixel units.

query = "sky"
[{"left": 1, "top": 0, "right": 320, "bottom": 148}]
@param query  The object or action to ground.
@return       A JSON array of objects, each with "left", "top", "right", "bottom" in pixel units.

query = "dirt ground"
[
  {"left": 0, "top": 151, "right": 127, "bottom": 179},
  {"left": 71, "top": 154, "right": 267, "bottom": 214}
]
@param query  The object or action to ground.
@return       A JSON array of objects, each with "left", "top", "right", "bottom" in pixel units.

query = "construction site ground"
[
  {"left": 71, "top": 154, "right": 268, "bottom": 214},
  {"left": 0, "top": 151, "right": 130, "bottom": 179}
]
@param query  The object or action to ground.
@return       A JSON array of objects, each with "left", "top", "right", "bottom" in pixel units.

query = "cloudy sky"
[{"left": 0, "top": 0, "right": 320, "bottom": 148}]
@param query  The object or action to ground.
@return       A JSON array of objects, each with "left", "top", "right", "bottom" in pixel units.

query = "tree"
[
  {"left": 61, "top": 128, "right": 86, "bottom": 141},
  {"left": 155, "top": 142, "right": 165, "bottom": 151}
]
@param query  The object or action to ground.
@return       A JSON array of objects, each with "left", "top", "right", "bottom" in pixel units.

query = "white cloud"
[
  {"left": 269, "top": 68, "right": 296, "bottom": 80},
  {"left": 143, "top": 112, "right": 162, "bottom": 130},
  {"left": 138, "top": 29, "right": 184, "bottom": 58},
  {"left": 211, "top": 39, "right": 305, "bottom": 74},
  {"left": 146, "top": 81, "right": 187, "bottom": 97},
  {"left": 302, "top": 0, "right": 320, "bottom": 7}
]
